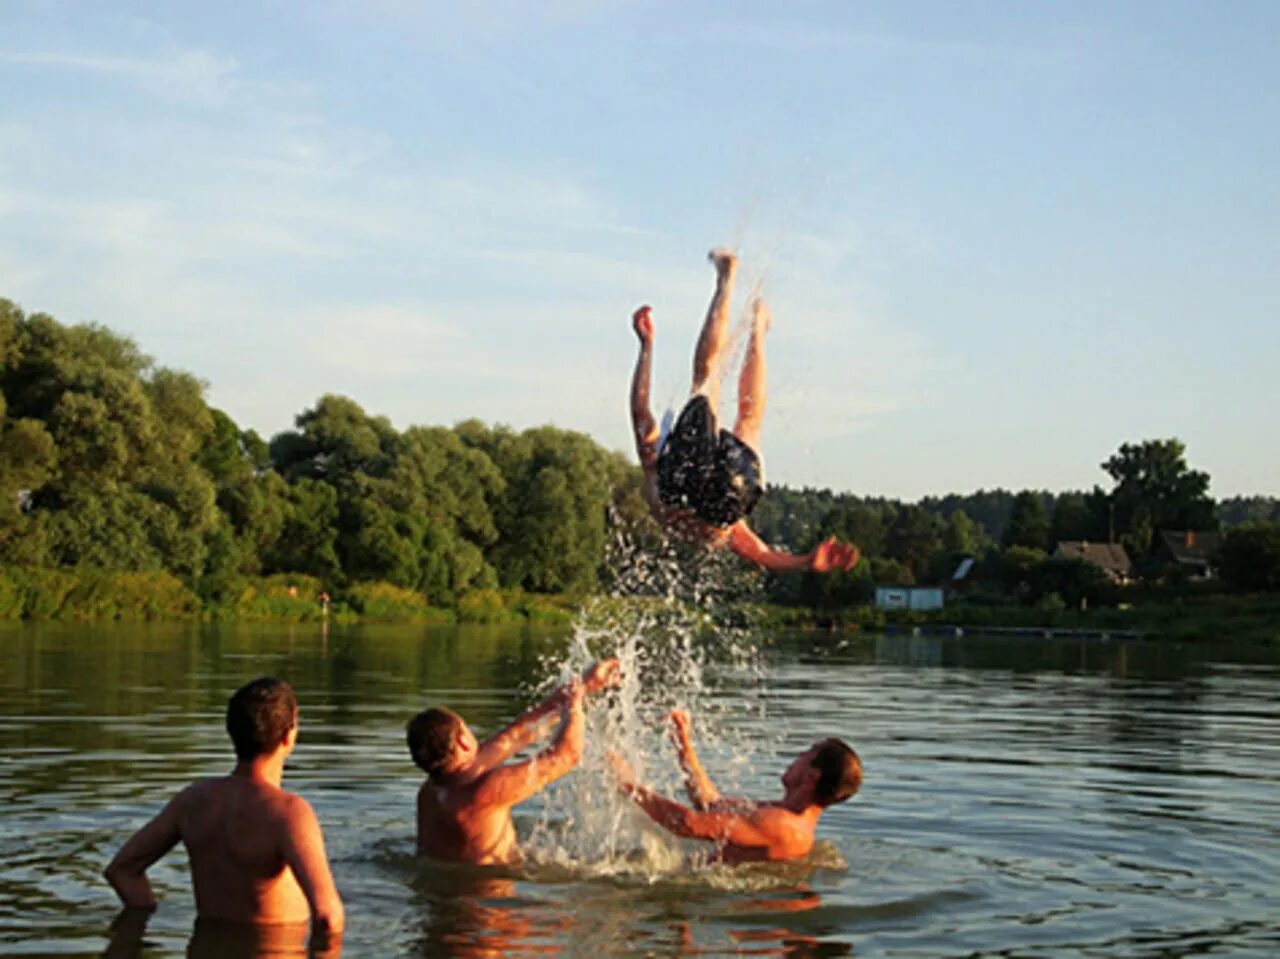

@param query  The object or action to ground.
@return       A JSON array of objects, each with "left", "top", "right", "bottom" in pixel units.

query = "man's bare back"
[
  {"left": 105, "top": 678, "right": 343, "bottom": 934},
  {"left": 409, "top": 659, "right": 622, "bottom": 865},
  {"left": 176, "top": 776, "right": 320, "bottom": 923}
]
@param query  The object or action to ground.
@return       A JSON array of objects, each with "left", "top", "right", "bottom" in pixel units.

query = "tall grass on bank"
[
  {"left": 0, "top": 567, "right": 201, "bottom": 621},
  {"left": 0, "top": 567, "right": 578, "bottom": 626}
]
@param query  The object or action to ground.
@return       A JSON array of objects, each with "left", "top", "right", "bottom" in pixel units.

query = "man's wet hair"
[
  {"left": 810, "top": 738, "right": 862, "bottom": 807},
  {"left": 407, "top": 707, "right": 466, "bottom": 778},
  {"left": 226, "top": 677, "right": 297, "bottom": 760}
]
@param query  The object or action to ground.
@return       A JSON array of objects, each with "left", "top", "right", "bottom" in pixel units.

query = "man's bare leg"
[
  {"left": 691, "top": 249, "right": 738, "bottom": 413},
  {"left": 630, "top": 306, "right": 659, "bottom": 467},
  {"left": 732, "top": 297, "right": 770, "bottom": 452}
]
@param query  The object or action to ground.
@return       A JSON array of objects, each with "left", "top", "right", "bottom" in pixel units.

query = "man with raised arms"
[
  {"left": 608, "top": 708, "right": 862, "bottom": 864},
  {"left": 104, "top": 677, "right": 344, "bottom": 936},
  {"left": 630, "top": 249, "right": 860, "bottom": 573},
  {"left": 407, "top": 658, "right": 622, "bottom": 865}
]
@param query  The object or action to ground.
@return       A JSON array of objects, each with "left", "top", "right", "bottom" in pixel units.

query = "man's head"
[
  {"left": 226, "top": 677, "right": 298, "bottom": 760},
  {"left": 784, "top": 738, "right": 862, "bottom": 807},
  {"left": 407, "top": 707, "right": 475, "bottom": 778}
]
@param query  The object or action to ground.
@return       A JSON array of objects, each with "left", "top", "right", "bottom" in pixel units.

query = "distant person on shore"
[
  {"left": 607, "top": 708, "right": 862, "bottom": 864},
  {"left": 407, "top": 659, "right": 622, "bottom": 865},
  {"left": 630, "top": 249, "right": 860, "bottom": 573},
  {"left": 104, "top": 677, "right": 344, "bottom": 938}
]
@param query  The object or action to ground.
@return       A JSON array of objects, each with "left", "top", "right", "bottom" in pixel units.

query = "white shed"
[{"left": 874, "top": 586, "right": 945, "bottom": 611}]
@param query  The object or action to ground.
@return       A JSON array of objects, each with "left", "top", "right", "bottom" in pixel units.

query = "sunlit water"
[{"left": 1, "top": 619, "right": 1278, "bottom": 957}]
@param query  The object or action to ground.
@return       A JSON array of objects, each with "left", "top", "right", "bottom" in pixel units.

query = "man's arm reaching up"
[
  {"left": 476, "top": 660, "right": 620, "bottom": 773},
  {"left": 630, "top": 305, "right": 660, "bottom": 470},
  {"left": 727, "top": 523, "right": 860, "bottom": 574},
  {"left": 473, "top": 681, "right": 587, "bottom": 810},
  {"left": 668, "top": 710, "right": 719, "bottom": 810}
]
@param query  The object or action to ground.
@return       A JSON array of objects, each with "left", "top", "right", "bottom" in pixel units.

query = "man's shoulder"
[
  {"left": 173, "top": 776, "right": 226, "bottom": 806},
  {"left": 743, "top": 803, "right": 810, "bottom": 834}
]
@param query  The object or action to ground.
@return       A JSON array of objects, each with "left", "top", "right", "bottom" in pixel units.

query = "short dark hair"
[
  {"left": 226, "top": 677, "right": 297, "bottom": 760},
  {"left": 811, "top": 739, "right": 862, "bottom": 807},
  {"left": 407, "top": 707, "right": 465, "bottom": 778}
]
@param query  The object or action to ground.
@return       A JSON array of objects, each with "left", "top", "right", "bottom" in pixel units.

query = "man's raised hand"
[
  {"left": 582, "top": 658, "right": 623, "bottom": 694},
  {"left": 808, "top": 537, "right": 860, "bottom": 573},
  {"left": 632, "top": 305, "right": 653, "bottom": 344}
]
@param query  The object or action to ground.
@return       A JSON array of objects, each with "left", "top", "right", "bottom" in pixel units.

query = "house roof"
[
  {"left": 1053, "top": 541, "right": 1132, "bottom": 575},
  {"left": 1160, "top": 530, "right": 1222, "bottom": 564}
]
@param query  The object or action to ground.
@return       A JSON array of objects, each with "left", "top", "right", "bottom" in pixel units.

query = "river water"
[{"left": 0, "top": 620, "right": 1277, "bottom": 957}]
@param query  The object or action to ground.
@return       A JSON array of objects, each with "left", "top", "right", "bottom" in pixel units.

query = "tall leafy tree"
[
  {"left": 1102, "top": 439, "right": 1216, "bottom": 556},
  {"left": 1216, "top": 523, "right": 1280, "bottom": 591},
  {"left": 1003, "top": 491, "right": 1051, "bottom": 551},
  {"left": 0, "top": 303, "right": 219, "bottom": 574}
]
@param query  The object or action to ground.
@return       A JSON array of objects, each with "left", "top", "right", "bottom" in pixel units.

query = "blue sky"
[{"left": 2, "top": 1, "right": 1276, "bottom": 499}]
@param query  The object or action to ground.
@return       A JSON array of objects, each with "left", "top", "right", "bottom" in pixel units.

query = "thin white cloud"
[{"left": 2, "top": 49, "right": 240, "bottom": 105}]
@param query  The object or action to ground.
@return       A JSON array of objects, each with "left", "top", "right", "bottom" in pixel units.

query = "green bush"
[
  {"left": 60, "top": 569, "right": 201, "bottom": 620},
  {"left": 456, "top": 588, "right": 515, "bottom": 624},
  {"left": 0, "top": 569, "right": 22, "bottom": 619},
  {"left": 10, "top": 567, "right": 78, "bottom": 619},
  {"left": 515, "top": 592, "right": 576, "bottom": 625},
  {"left": 216, "top": 575, "right": 328, "bottom": 622},
  {"left": 344, "top": 581, "right": 453, "bottom": 623},
  {"left": 0, "top": 566, "right": 201, "bottom": 620}
]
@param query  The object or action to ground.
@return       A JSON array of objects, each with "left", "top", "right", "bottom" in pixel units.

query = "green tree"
[
  {"left": 462, "top": 424, "right": 615, "bottom": 594},
  {"left": 1102, "top": 439, "right": 1216, "bottom": 557},
  {"left": 885, "top": 505, "right": 943, "bottom": 582},
  {"left": 0, "top": 304, "right": 220, "bottom": 575},
  {"left": 1002, "top": 491, "right": 1051, "bottom": 551},
  {"left": 1026, "top": 557, "right": 1110, "bottom": 608},
  {"left": 1216, "top": 523, "right": 1280, "bottom": 591}
]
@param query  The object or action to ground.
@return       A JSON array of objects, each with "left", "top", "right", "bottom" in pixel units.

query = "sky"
[{"left": 1, "top": 1, "right": 1277, "bottom": 500}]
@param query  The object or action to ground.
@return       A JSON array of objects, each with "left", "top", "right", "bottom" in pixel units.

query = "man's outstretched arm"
[
  {"left": 668, "top": 710, "right": 720, "bottom": 810},
  {"left": 476, "top": 660, "right": 620, "bottom": 771},
  {"left": 608, "top": 753, "right": 770, "bottom": 848},
  {"left": 727, "top": 523, "right": 860, "bottom": 574}
]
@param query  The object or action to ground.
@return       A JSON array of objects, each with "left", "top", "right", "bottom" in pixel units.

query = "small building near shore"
[
  {"left": 1158, "top": 530, "right": 1222, "bottom": 579},
  {"left": 1052, "top": 541, "right": 1132, "bottom": 584},
  {"left": 875, "top": 585, "right": 945, "bottom": 611}
]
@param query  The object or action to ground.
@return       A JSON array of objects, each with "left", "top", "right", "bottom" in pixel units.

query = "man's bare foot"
[
  {"left": 632, "top": 304, "right": 653, "bottom": 344},
  {"left": 751, "top": 297, "right": 772, "bottom": 334},
  {"left": 708, "top": 247, "right": 737, "bottom": 277}
]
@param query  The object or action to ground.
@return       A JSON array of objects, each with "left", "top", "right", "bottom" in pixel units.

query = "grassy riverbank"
[
  {"left": 0, "top": 567, "right": 578, "bottom": 626},
  {"left": 756, "top": 592, "right": 1280, "bottom": 645},
  {"left": 3, "top": 565, "right": 1275, "bottom": 644}
]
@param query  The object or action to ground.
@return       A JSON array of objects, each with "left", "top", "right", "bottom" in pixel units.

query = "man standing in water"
[
  {"left": 608, "top": 709, "right": 862, "bottom": 863},
  {"left": 630, "top": 249, "right": 860, "bottom": 573},
  {"left": 407, "top": 658, "right": 622, "bottom": 864},
  {"left": 104, "top": 677, "right": 344, "bottom": 936}
]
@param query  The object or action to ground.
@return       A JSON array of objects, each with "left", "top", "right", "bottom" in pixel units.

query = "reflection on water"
[{"left": 1, "top": 621, "right": 1279, "bottom": 957}]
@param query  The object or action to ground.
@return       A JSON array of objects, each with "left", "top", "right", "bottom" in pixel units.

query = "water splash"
[{"left": 524, "top": 522, "right": 775, "bottom": 878}]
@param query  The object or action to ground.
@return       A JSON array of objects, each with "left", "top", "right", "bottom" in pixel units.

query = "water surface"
[{"left": 1, "top": 621, "right": 1277, "bottom": 957}]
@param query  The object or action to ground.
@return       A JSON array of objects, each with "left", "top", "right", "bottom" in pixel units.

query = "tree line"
[
  {"left": 1, "top": 299, "right": 649, "bottom": 615},
  {"left": 2, "top": 297, "right": 1277, "bottom": 619}
]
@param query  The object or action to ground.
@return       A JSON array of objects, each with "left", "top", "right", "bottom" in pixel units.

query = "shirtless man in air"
[
  {"left": 407, "top": 658, "right": 622, "bottom": 865},
  {"left": 104, "top": 677, "right": 344, "bottom": 935},
  {"left": 608, "top": 708, "right": 861, "bottom": 864},
  {"left": 630, "top": 249, "right": 860, "bottom": 573}
]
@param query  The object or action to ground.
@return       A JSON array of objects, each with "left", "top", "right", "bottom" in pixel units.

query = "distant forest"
[
  {"left": 755, "top": 486, "right": 1279, "bottom": 554},
  {"left": 3, "top": 296, "right": 1277, "bottom": 617}
]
